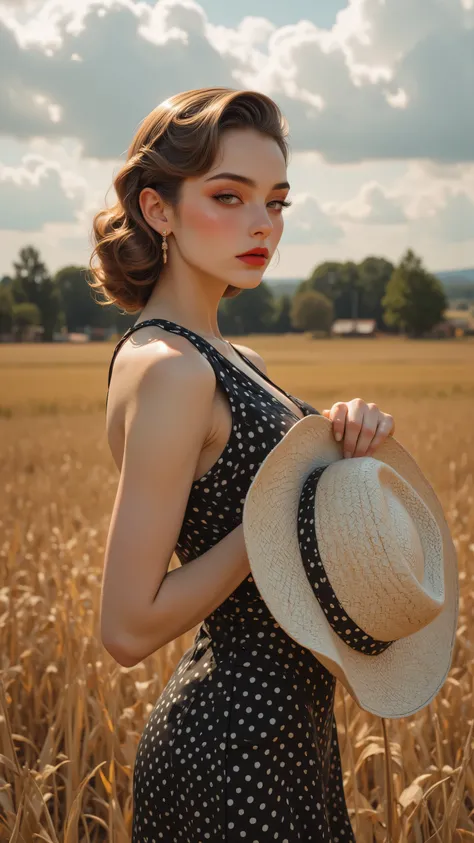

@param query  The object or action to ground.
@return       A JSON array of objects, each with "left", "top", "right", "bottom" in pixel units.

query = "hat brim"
[{"left": 242, "top": 415, "right": 459, "bottom": 719}]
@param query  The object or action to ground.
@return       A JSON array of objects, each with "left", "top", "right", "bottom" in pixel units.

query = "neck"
[
  {"left": 136, "top": 308, "right": 231, "bottom": 348},
  {"left": 142, "top": 256, "right": 231, "bottom": 345}
]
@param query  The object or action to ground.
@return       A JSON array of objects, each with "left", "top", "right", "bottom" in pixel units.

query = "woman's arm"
[{"left": 100, "top": 346, "right": 250, "bottom": 667}]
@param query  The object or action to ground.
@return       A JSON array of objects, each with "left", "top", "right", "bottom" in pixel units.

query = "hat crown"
[
  {"left": 385, "top": 485, "right": 424, "bottom": 583},
  {"left": 243, "top": 413, "right": 458, "bottom": 718},
  {"left": 313, "top": 458, "right": 445, "bottom": 643}
]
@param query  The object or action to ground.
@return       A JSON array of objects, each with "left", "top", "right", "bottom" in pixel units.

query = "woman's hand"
[{"left": 321, "top": 399, "right": 395, "bottom": 459}]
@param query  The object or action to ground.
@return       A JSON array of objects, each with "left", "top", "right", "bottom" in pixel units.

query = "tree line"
[{"left": 0, "top": 245, "right": 449, "bottom": 341}]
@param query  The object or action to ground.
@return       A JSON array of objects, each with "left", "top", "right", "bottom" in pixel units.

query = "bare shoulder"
[
  {"left": 108, "top": 323, "right": 217, "bottom": 403},
  {"left": 232, "top": 343, "right": 267, "bottom": 376},
  {"left": 106, "top": 325, "right": 216, "bottom": 468}
]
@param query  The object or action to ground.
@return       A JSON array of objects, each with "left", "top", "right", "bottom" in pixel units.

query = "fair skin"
[
  {"left": 102, "top": 126, "right": 395, "bottom": 663},
  {"left": 134, "top": 126, "right": 394, "bottom": 459}
]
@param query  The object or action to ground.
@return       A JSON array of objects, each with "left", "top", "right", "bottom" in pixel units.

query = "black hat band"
[{"left": 297, "top": 464, "right": 395, "bottom": 656}]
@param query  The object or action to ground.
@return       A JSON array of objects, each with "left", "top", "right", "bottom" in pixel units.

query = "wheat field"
[{"left": 0, "top": 334, "right": 473, "bottom": 842}]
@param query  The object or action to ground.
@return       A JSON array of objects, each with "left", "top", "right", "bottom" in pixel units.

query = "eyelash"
[{"left": 213, "top": 193, "right": 293, "bottom": 211}]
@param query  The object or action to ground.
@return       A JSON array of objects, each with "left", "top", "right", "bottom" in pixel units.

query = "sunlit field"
[{"left": 1, "top": 334, "right": 473, "bottom": 842}]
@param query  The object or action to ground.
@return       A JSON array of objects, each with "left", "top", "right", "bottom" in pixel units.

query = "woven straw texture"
[{"left": 242, "top": 415, "right": 459, "bottom": 719}]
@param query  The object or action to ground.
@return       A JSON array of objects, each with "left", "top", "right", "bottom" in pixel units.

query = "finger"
[
  {"left": 342, "top": 400, "right": 365, "bottom": 457},
  {"left": 329, "top": 402, "right": 348, "bottom": 443},
  {"left": 366, "top": 415, "right": 395, "bottom": 454},
  {"left": 352, "top": 405, "right": 380, "bottom": 457}
]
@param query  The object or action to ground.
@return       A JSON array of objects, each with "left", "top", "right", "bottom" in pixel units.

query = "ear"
[{"left": 139, "top": 186, "right": 173, "bottom": 233}]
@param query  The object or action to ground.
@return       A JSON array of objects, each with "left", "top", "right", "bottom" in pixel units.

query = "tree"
[
  {"left": 302, "top": 261, "right": 343, "bottom": 301},
  {"left": 382, "top": 249, "right": 447, "bottom": 337},
  {"left": 11, "top": 246, "right": 64, "bottom": 341},
  {"left": 55, "top": 265, "right": 118, "bottom": 332},
  {"left": 218, "top": 280, "right": 276, "bottom": 336},
  {"left": 291, "top": 290, "right": 334, "bottom": 336},
  {"left": 357, "top": 256, "right": 394, "bottom": 329},
  {"left": 303, "top": 260, "right": 362, "bottom": 321},
  {"left": 0, "top": 284, "right": 13, "bottom": 334},
  {"left": 38, "top": 276, "right": 64, "bottom": 341},
  {"left": 11, "top": 246, "right": 49, "bottom": 307},
  {"left": 12, "top": 302, "right": 41, "bottom": 341},
  {"left": 271, "top": 293, "right": 293, "bottom": 334}
]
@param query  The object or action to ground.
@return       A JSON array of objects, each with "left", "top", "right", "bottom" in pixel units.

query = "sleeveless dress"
[{"left": 106, "top": 319, "right": 356, "bottom": 843}]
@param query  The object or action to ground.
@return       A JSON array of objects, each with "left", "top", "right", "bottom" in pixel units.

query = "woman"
[{"left": 90, "top": 87, "right": 395, "bottom": 842}]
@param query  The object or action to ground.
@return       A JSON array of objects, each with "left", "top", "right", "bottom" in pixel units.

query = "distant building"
[
  {"left": 430, "top": 321, "right": 456, "bottom": 338},
  {"left": 430, "top": 312, "right": 474, "bottom": 338},
  {"left": 66, "top": 332, "right": 90, "bottom": 343},
  {"left": 331, "top": 319, "right": 377, "bottom": 338},
  {"left": 0, "top": 325, "right": 43, "bottom": 342},
  {"left": 84, "top": 325, "right": 117, "bottom": 341}
]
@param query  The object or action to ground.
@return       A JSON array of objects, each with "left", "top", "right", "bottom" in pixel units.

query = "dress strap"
[
  {"left": 106, "top": 318, "right": 231, "bottom": 408},
  {"left": 106, "top": 317, "right": 319, "bottom": 419}
]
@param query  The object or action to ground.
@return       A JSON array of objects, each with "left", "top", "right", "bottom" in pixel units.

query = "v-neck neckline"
[
  {"left": 113, "top": 318, "right": 307, "bottom": 421},
  {"left": 223, "top": 341, "right": 307, "bottom": 421}
]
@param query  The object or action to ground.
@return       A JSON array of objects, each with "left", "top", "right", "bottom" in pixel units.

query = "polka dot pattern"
[
  {"left": 298, "top": 464, "right": 394, "bottom": 656},
  {"left": 107, "top": 319, "right": 356, "bottom": 843}
]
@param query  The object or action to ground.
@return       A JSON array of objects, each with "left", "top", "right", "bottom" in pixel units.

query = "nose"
[{"left": 250, "top": 206, "right": 273, "bottom": 238}]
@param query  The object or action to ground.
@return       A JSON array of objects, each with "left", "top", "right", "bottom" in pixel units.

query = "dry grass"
[{"left": 0, "top": 334, "right": 473, "bottom": 842}]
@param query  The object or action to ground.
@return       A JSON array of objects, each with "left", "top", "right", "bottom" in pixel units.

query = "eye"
[
  {"left": 213, "top": 193, "right": 293, "bottom": 211},
  {"left": 213, "top": 193, "right": 241, "bottom": 205},
  {"left": 268, "top": 199, "right": 293, "bottom": 211}
]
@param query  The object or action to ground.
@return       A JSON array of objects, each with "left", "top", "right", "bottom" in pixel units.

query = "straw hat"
[{"left": 242, "top": 415, "right": 459, "bottom": 719}]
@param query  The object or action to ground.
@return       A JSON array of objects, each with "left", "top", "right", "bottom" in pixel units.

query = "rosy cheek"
[{"left": 184, "top": 200, "right": 235, "bottom": 236}]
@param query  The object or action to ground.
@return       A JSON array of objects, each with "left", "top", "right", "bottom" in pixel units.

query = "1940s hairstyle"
[{"left": 88, "top": 87, "right": 289, "bottom": 313}]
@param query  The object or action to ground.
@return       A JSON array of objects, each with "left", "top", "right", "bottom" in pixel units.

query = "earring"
[{"left": 161, "top": 230, "right": 168, "bottom": 264}]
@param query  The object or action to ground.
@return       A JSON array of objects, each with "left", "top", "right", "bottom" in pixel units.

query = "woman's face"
[{"left": 167, "top": 128, "right": 291, "bottom": 287}]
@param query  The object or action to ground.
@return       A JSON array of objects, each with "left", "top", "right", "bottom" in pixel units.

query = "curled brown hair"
[{"left": 88, "top": 87, "right": 290, "bottom": 313}]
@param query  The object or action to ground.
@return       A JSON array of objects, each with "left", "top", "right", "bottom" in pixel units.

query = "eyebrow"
[{"left": 205, "top": 172, "right": 290, "bottom": 190}]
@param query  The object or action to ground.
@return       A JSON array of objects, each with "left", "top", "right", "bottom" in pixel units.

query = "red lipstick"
[{"left": 236, "top": 247, "right": 269, "bottom": 266}]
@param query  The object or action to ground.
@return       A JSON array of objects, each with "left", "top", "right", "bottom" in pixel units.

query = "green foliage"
[
  {"left": 11, "top": 246, "right": 50, "bottom": 306},
  {"left": 303, "top": 257, "right": 394, "bottom": 329},
  {"left": 271, "top": 293, "right": 293, "bottom": 334},
  {"left": 358, "top": 256, "right": 395, "bottom": 329},
  {"left": 55, "top": 265, "right": 117, "bottom": 333},
  {"left": 11, "top": 246, "right": 62, "bottom": 341},
  {"left": 12, "top": 302, "right": 41, "bottom": 340},
  {"left": 303, "top": 260, "right": 343, "bottom": 300},
  {"left": 382, "top": 249, "right": 447, "bottom": 337},
  {"left": 218, "top": 281, "right": 276, "bottom": 335},
  {"left": 0, "top": 283, "right": 14, "bottom": 333},
  {"left": 291, "top": 290, "right": 334, "bottom": 335},
  {"left": 1, "top": 243, "right": 460, "bottom": 343}
]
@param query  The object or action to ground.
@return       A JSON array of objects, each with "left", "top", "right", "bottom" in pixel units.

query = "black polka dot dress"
[{"left": 107, "top": 319, "right": 356, "bottom": 843}]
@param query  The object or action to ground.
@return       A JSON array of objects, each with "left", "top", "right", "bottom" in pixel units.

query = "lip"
[
  {"left": 237, "top": 248, "right": 269, "bottom": 258},
  {"left": 237, "top": 254, "right": 267, "bottom": 266}
]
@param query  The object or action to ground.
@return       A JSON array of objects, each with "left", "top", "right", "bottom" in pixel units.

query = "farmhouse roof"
[{"left": 332, "top": 319, "right": 377, "bottom": 335}]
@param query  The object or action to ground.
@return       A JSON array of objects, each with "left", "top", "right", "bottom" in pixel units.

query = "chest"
[{"left": 195, "top": 367, "right": 305, "bottom": 485}]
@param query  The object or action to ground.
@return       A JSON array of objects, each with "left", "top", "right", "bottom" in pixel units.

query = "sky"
[{"left": 0, "top": 0, "right": 473, "bottom": 281}]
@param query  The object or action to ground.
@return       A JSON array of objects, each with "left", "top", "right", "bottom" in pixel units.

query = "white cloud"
[
  {"left": 325, "top": 163, "right": 474, "bottom": 240},
  {"left": 0, "top": 0, "right": 472, "bottom": 162},
  {"left": 392, "top": 161, "right": 474, "bottom": 220},
  {"left": 0, "top": 0, "right": 473, "bottom": 272},
  {"left": 281, "top": 193, "right": 344, "bottom": 244},
  {"left": 411, "top": 191, "right": 474, "bottom": 243},
  {"left": 334, "top": 0, "right": 472, "bottom": 66},
  {"left": 0, "top": 0, "right": 237, "bottom": 158},
  {"left": 0, "top": 153, "right": 85, "bottom": 229},
  {"left": 256, "top": 6, "right": 474, "bottom": 163},
  {"left": 331, "top": 181, "right": 406, "bottom": 224},
  {"left": 141, "top": 0, "right": 207, "bottom": 44}
]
